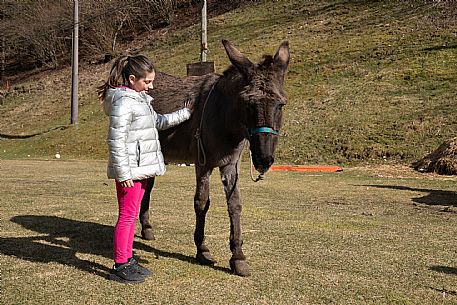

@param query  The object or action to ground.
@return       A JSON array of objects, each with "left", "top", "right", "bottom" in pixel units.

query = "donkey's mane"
[
  {"left": 222, "top": 65, "right": 240, "bottom": 78},
  {"left": 258, "top": 55, "right": 275, "bottom": 68},
  {"left": 221, "top": 54, "right": 274, "bottom": 77}
]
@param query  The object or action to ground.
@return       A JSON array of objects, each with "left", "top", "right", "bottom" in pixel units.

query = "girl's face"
[{"left": 128, "top": 71, "right": 155, "bottom": 92}]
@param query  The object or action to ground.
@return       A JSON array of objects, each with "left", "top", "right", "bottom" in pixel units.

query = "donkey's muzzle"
[
  {"left": 252, "top": 155, "right": 274, "bottom": 174},
  {"left": 249, "top": 130, "right": 278, "bottom": 174}
]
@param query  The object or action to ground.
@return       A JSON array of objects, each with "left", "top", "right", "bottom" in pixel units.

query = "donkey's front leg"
[
  {"left": 139, "top": 177, "right": 155, "bottom": 240},
  {"left": 194, "top": 166, "right": 217, "bottom": 265},
  {"left": 220, "top": 163, "right": 251, "bottom": 277}
]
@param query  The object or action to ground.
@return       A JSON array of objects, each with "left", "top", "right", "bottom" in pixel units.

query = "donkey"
[{"left": 140, "top": 40, "right": 290, "bottom": 276}]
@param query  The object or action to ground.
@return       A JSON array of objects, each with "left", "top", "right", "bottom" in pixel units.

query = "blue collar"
[{"left": 248, "top": 127, "right": 280, "bottom": 136}]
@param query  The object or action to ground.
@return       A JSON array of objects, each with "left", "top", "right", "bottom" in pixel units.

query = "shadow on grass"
[
  {"left": 0, "top": 215, "right": 231, "bottom": 279},
  {"left": 364, "top": 185, "right": 457, "bottom": 208},
  {"left": 423, "top": 43, "right": 457, "bottom": 52},
  {"left": 430, "top": 265, "right": 457, "bottom": 276},
  {"left": 428, "top": 286, "right": 457, "bottom": 297}
]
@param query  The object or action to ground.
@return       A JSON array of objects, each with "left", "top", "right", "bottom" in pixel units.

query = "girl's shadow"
[{"left": 0, "top": 215, "right": 230, "bottom": 278}]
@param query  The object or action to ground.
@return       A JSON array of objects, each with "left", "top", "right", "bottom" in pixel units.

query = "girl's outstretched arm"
[{"left": 155, "top": 98, "right": 194, "bottom": 130}]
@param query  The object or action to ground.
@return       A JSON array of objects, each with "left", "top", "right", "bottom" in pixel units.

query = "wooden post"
[
  {"left": 187, "top": 0, "right": 214, "bottom": 76},
  {"left": 70, "top": 0, "right": 79, "bottom": 126}
]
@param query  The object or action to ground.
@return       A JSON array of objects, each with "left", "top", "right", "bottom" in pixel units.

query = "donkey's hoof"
[
  {"left": 141, "top": 228, "right": 155, "bottom": 241},
  {"left": 230, "top": 259, "right": 251, "bottom": 277},
  {"left": 196, "top": 251, "right": 217, "bottom": 265}
]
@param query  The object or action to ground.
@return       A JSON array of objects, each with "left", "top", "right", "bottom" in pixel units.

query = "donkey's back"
[{"left": 150, "top": 72, "right": 218, "bottom": 163}]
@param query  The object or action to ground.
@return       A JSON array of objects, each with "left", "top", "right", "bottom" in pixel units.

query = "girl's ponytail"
[
  {"left": 97, "top": 55, "right": 129, "bottom": 101},
  {"left": 97, "top": 54, "right": 154, "bottom": 101}
]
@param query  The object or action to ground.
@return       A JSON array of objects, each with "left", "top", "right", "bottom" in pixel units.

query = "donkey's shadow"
[{"left": 0, "top": 215, "right": 230, "bottom": 278}]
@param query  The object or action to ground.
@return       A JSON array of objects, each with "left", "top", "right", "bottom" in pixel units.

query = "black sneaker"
[
  {"left": 108, "top": 262, "right": 145, "bottom": 284},
  {"left": 129, "top": 257, "right": 152, "bottom": 277}
]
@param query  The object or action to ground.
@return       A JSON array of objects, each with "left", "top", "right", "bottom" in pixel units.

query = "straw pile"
[{"left": 412, "top": 137, "right": 457, "bottom": 175}]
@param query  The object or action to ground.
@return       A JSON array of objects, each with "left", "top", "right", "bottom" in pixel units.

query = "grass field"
[{"left": 1, "top": 160, "right": 456, "bottom": 304}]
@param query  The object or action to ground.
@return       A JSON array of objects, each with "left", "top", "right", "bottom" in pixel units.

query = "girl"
[{"left": 97, "top": 54, "right": 193, "bottom": 284}]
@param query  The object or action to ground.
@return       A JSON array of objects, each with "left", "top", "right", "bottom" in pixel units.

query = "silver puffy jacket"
[{"left": 103, "top": 87, "right": 191, "bottom": 182}]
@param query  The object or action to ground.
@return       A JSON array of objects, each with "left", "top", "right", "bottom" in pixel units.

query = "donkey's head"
[{"left": 222, "top": 40, "right": 290, "bottom": 174}]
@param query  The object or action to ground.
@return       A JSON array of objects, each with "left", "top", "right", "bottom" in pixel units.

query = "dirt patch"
[{"left": 412, "top": 137, "right": 457, "bottom": 175}]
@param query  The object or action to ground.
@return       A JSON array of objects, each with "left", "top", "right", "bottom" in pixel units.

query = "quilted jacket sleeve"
[
  {"left": 107, "top": 97, "right": 133, "bottom": 182},
  {"left": 155, "top": 108, "right": 192, "bottom": 131}
]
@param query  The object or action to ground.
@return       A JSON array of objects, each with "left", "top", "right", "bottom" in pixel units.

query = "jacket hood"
[{"left": 103, "top": 87, "right": 153, "bottom": 116}]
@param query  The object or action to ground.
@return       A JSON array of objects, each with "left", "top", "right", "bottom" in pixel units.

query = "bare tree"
[{"left": 0, "top": 0, "right": 188, "bottom": 76}]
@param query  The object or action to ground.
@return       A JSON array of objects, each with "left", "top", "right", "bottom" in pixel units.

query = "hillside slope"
[{"left": 1, "top": 0, "right": 456, "bottom": 165}]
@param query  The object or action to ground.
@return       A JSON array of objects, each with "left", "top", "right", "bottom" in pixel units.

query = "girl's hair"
[{"left": 97, "top": 54, "right": 155, "bottom": 100}]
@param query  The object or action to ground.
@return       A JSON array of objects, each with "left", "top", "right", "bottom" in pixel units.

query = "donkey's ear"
[
  {"left": 222, "top": 39, "right": 254, "bottom": 76},
  {"left": 274, "top": 41, "right": 290, "bottom": 72}
]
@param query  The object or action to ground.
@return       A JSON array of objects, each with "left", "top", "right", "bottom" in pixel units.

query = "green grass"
[
  {"left": 1, "top": 0, "right": 457, "bottom": 165},
  {"left": 1, "top": 160, "right": 456, "bottom": 304}
]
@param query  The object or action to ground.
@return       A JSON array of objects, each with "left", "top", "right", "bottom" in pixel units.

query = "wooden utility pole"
[
  {"left": 200, "top": 0, "right": 207, "bottom": 62},
  {"left": 1, "top": 0, "right": 5, "bottom": 86},
  {"left": 70, "top": 0, "right": 79, "bottom": 126},
  {"left": 1, "top": 35, "right": 5, "bottom": 87}
]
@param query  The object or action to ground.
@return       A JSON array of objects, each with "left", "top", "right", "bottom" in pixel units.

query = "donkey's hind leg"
[
  {"left": 139, "top": 177, "right": 155, "bottom": 240},
  {"left": 194, "top": 166, "right": 217, "bottom": 265},
  {"left": 220, "top": 162, "right": 251, "bottom": 277}
]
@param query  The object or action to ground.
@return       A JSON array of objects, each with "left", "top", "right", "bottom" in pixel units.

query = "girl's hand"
[
  {"left": 184, "top": 94, "right": 195, "bottom": 112},
  {"left": 121, "top": 179, "right": 134, "bottom": 188}
]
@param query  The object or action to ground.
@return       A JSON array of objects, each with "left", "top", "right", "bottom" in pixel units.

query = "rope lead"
[
  {"left": 195, "top": 128, "right": 206, "bottom": 166},
  {"left": 195, "top": 80, "right": 218, "bottom": 167},
  {"left": 249, "top": 150, "right": 265, "bottom": 182}
]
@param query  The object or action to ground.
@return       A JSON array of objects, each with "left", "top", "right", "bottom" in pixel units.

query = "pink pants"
[{"left": 113, "top": 179, "right": 148, "bottom": 263}]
